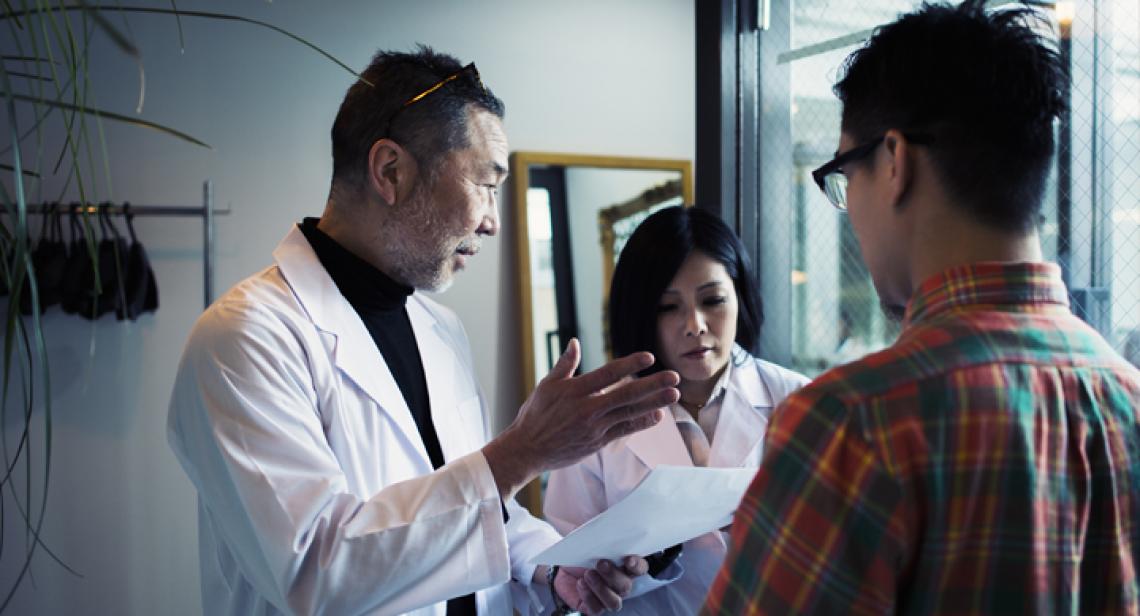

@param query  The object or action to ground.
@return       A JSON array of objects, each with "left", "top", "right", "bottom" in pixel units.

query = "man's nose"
[{"left": 479, "top": 197, "right": 500, "bottom": 236}]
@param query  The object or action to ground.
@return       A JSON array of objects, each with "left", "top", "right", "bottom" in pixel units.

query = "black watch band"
[
  {"left": 645, "top": 542, "right": 684, "bottom": 577},
  {"left": 546, "top": 565, "right": 575, "bottom": 615}
]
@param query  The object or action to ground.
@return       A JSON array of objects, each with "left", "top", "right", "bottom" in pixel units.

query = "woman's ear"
[{"left": 367, "top": 138, "right": 414, "bottom": 206}]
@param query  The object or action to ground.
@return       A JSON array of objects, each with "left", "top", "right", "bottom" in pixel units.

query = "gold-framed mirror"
[{"left": 510, "top": 151, "right": 693, "bottom": 515}]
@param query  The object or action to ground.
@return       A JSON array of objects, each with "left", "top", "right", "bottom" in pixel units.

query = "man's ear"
[
  {"left": 367, "top": 138, "right": 415, "bottom": 206},
  {"left": 882, "top": 128, "right": 912, "bottom": 208}
]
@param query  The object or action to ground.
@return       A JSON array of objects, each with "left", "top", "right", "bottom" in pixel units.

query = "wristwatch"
[{"left": 546, "top": 565, "right": 576, "bottom": 615}]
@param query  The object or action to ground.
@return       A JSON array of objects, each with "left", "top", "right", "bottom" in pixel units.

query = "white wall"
[{"left": 0, "top": 0, "right": 694, "bottom": 613}]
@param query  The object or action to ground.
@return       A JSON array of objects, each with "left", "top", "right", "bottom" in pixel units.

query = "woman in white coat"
[{"left": 544, "top": 206, "right": 809, "bottom": 615}]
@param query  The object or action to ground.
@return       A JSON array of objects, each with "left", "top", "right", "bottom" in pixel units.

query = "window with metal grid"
[{"left": 758, "top": 0, "right": 1140, "bottom": 375}]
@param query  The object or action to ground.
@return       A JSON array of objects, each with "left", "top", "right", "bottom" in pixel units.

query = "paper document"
[{"left": 532, "top": 465, "right": 757, "bottom": 568}]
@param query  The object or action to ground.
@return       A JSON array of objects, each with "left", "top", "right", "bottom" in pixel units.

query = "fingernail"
[{"left": 639, "top": 352, "right": 654, "bottom": 367}]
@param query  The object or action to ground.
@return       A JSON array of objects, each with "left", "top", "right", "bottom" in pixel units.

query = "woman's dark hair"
[{"left": 608, "top": 206, "right": 764, "bottom": 374}]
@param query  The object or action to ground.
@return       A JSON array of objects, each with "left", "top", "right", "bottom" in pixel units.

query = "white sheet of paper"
[{"left": 532, "top": 465, "right": 757, "bottom": 568}]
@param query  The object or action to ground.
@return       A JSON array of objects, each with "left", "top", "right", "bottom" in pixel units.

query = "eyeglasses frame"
[
  {"left": 811, "top": 132, "right": 934, "bottom": 210},
  {"left": 382, "top": 63, "right": 486, "bottom": 141}
]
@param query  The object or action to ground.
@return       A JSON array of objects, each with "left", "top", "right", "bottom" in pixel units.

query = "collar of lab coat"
[
  {"left": 626, "top": 350, "right": 775, "bottom": 469},
  {"left": 272, "top": 225, "right": 452, "bottom": 471},
  {"left": 708, "top": 351, "right": 775, "bottom": 467}
]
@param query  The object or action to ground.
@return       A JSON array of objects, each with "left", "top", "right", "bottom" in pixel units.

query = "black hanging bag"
[
  {"left": 118, "top": 204, "right": 158, "bottom": 320},
  {"left": 76, "top": 204, "right": 127, "bottom": 320},
  {"left": 59, "top": 205, "right": 94, "bottom": 315},
  {"left": 21, "top": 203, "right": 69, "bottom": 314}
]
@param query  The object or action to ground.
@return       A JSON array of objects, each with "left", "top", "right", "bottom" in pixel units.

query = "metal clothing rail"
[{"left": 20, "top": 180, "right": 229, "bottom": 309}]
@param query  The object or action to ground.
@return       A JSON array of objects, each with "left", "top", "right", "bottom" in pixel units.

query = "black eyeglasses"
[{"left": 811, "top": 133, "right": 933, "bottom": 211}]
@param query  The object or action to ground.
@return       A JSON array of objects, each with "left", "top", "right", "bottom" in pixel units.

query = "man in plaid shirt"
[{"left": 704, "top": 1, "right": 1140, "bottom": 614}]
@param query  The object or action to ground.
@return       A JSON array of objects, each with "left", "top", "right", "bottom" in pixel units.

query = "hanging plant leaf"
[
  {"left": 75, "top": 0, "right": 146, "bottom": 113},
  {"left": 169, "top": 0, "right": 185, "bottom": 54},
  {"left": 0, "top": 4, "right": 366, "bottom": 611},
  {"left": 0, "top": 165, "right": 39, "bottom": 178},
  {"left": 7, "top": 94, "right": 211, "bottom": 149},
  {"left": 2, "top": 5, "right": 372, "bottom": 86}
]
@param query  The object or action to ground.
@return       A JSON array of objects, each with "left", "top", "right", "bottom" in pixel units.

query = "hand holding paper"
[{"left": 533, "top": 465, "right": 757, "bottom": 568}]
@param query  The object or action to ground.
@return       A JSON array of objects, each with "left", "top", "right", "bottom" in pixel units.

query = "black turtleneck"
[
  {"left": 299, "top": 218, "right": 448, "bottom": 470},
  {"left": 300, "top": 219, "right": 476, "bottom": 615}
]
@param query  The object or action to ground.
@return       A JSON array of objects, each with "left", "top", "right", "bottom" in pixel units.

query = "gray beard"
[
  {"left": 379, "top": 186, "right": 454, "bottom": 292},
  {"left": 382, "top": 233, "right": 452, "bottom": 291}
]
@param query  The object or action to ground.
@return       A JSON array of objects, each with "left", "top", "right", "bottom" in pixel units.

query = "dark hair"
[
  {"left": 834, "top": 0, "right": 1066, "bottom": 231},
  {"left": 330, "top": 45, "right": 505, "bottom": 187},
  {"left": 608, "top": 206, "right": 764, "bottom": 374}
]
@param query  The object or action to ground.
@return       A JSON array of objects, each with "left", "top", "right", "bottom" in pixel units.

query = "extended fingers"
[
  {"left": 592, "top": 371, "right": 679, "bottom": 426},
  {"left": 594, "top": 559, "right": 635, "bottom": 596},
  {"left": 601, "top": 410, "right": 663, "bottom": 443},
  {"left": 572, "top": 351, "right": 655, "bottom": 395},
  {"left": 582, "top": 566, "right": 623, "bottom": 612},
  {"left": 541, "top": 338, "right": 581, "bottom": 383},
  {"left": 594, "top": 370, "right": 679, "bottom": 417},
  {"left": 621, "top": 555, "right": 649, "bottom": 577},
  {"left": 577, "top": 585, "right": 605, "bottom": 615}
]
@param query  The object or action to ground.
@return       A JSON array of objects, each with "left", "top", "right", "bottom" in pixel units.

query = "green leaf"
[
  {"left": 0, "top": 164, "right": 39, "bottom": 178},
  {"left": 169, "top": 0, "right": 184, "bottom": 54},
  {"left": 75, "top": 0, "right": 146, "bottom": 113},
  {"left": 7, "top": 93, "right": 212, "bottom": 148},
  {"left": 2, "top": 4, "right": 371, "bottom": 86},
  {"left": 4, "top": 70, "right": 52, "bottom": 82}
]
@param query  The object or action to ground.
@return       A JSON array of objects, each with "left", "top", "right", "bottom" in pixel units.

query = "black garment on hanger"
[
  {"left": 59, "top": 206, "right": 93, "bottom": 315},
  {"left": 117, "top": 204, "right": 159, "bottom": 320},
  {"left": 20, "top": 203, "right": 69, "bottom": 314},
  {"left": 75, "top": 204, "right": 127, "bottom": 320}
]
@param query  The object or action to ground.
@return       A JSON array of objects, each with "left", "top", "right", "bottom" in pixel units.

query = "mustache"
[{"left": 457, "top": 238, "right": 482, "bottom": 254}]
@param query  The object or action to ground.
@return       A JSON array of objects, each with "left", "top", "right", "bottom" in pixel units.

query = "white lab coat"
[
  {"left": 167, "top": 226, "right": 561, "bottom": 616},
  {"left": 544, "top": 352, "right": 808, "bottom": 615}
]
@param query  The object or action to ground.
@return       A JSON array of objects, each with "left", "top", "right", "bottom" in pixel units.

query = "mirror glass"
[{"left": 510, "top": 153, "right": 693, "bottom": 398}]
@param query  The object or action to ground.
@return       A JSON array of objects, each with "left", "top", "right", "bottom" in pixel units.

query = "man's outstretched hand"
[{"left": 484, "top": 338, "right": 679, "bottom": 499}]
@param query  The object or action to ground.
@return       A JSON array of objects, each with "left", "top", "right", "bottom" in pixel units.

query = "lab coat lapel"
[
  {"left": 708, "top": 361, "right": 775, "bottom": 468},
  {"left": 406, "top": 298, "right": 473, "bottom": 461},
  {"left": 272, "top": 226, "right": 432, "bottom": 469},
  {"left": 626, "top": 410, "right": 694, "bottom": 470}
]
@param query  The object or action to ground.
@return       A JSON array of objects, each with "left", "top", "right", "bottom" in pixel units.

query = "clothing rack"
[{"left": 21, "top": 180, "right": 229, "bottom": 309}]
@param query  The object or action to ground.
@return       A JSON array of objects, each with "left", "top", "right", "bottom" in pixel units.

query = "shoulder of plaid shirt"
[{"left": 702, "top": 289, "right": 1140, "bottom": 616}]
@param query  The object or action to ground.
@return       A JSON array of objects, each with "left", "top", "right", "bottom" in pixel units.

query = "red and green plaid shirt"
[{"left": 704, "top": 262, "right": 1140, "bottom": 615}]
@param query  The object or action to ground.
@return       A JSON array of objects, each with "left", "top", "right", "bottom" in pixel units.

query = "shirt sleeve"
[{"left": 702, "top": 390, "right": 908, "bottom": 616}]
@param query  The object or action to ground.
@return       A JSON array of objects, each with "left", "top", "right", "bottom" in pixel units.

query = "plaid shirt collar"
[{"left": 902, "top": 261, "right": 1069, "bottom": 328}]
